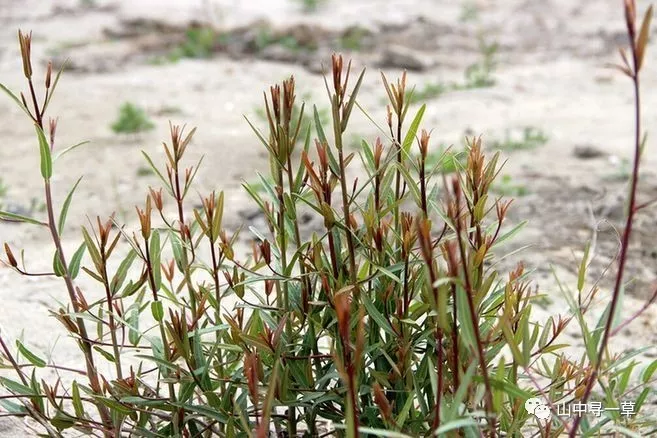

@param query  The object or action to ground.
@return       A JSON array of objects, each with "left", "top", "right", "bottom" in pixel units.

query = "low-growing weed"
[
  {"left": 409, "top": 82, "right": 449, "bottom": 103},
  {"left": 491, "top": 126, "right": 549, "bottom": 151},
  {"left": 0, "top": 178, "right": 8, "bottom": 199},
  {"left": 339, "top": 26, "right": 369, "bottom": 51},
  {"left": 460, "top": 1, "right": 480, "bottom": 23},
  {"left": 168, "top": 26, "right": 229, "bottom": 61},
  {"left": 254, "top": 25, "right": 315, "bottom": 53},
  {"left": 410, "top": 35, "right": 499, "bottom": 104},
  {"left": 492, "top": 174, "right": 530, "bottom": 196},
  {"left": 292, "top": 0, "right": 327, "bottom": 12},
  {"left": 136, "top": 165, "right": 154, "bottom": 177},
  {"left": 110, "top": 101, "right": 155, "bottom": 134},
  {"left": 462, "top": 33, "right": 498, "bottom": 88}
]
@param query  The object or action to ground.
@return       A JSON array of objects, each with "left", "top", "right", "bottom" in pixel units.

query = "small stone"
[
  {"left": 378, "top": 45, "right": 430, "bottom": 71},
  {"left": 573, "top": 144, "right": 605, "bottom": 159}
]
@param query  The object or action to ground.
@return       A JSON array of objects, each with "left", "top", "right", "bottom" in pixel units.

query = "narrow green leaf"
[
  {"left": 81, "top": 227, "right": 103, "bottom": 273},
  {"left": 395, "top": 394, "right": 415, "bottom": 428},
  {"left": 16, "top": 341, "right": 46, "bottom": 368},
  {"left": 642, "top": 359, "right": 657, "bottom": 383},
  {"left": 141, "top": 151, "right": 174, "bottom": 197},
  {"left": 68, "top": 242, "right": 86, "bottom": 280},
  {"left": 110, "top": 249, "right": 137, "bottom": 294},
  {"left": 53, "top": 250, "right": 66, "bottom": 277},
  {"left": 171, "top": 402, "right": 229, "bottom": 424},
  {"left": 340, "top": 68, "right": 366, "bottom": 132},
  {"left": 501, "top": 320, "right": 524, "bottom": 366},
  {"left": 0, "top": 83, "right": 34, "bottom": 120},
  {"left": 0, "top": 377, "right": 36, "bottom": 396},
  {"left": 71, "top": 381, "right": 84, "bottom": 418},
  {"left": 314, "top": 105, "right": 340, "bottom": 174},
  {"left": 151, "top": 301, "right": 164, "bottom": 322},
  {"left": 401, "top": 104, "right": 426, "bottom": 155},
  {"left": 93, "top": 346, "right": 115, "bottom": 363},
  {"left": 81, "top": 266, "right": 103, "bottom": 283},
  {"left": 0, "top": 210, "right": 47, "bottom": 226},
  {"left": 577, "top": 241, "right": 590, "bottom": 292},
  {"left": 134, "top": 355, "right": 179, "bottom": 372},
  {"left": 362, "top": 293, "right": 397, "bottom": 337},
  {"left": 497, "top": 221, "right": 528, "bottom": 247},
  {"left": 0, "top": 399, "right": 27, "bottom": 414},
  {"left": 259, "top": 361, "right": 280, "bottom": 435},
  {"left": 169, "top": 230, "right": 184, "bottom": 272},
  {"left": 54, "top": 141, "right": 90, "bottom": 161},
  {"left": 94, "top": 396, "right": 133, "bottom": 415},
  {"left": 58, "top": 177, "right": 83, "bottom": 235},
  {"left": 244, "top": 115, "right": 274, "bottom": 153},
  {"left": 34, "top": 124, "right": 53, "bottom": 179},
  {"left": 120, "top": 396, "right": 168, "bottom": 407},
  {"left": 455, "top": 286, "right": 476, "bottom": 350},
  {"left": 128, "top": 306, "right": 141, "bottom": 346},
  {"left": 149, "top": 230, "right": 161, "bottom": 292}
]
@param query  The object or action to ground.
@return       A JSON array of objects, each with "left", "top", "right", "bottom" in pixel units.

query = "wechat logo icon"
[{"left": 525, "top": 397, "right": 551, "bottom": 421}]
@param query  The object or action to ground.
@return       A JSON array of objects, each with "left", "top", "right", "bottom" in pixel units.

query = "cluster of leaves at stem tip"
[{"left": 1, "top": 3, "right": 657, "bottom": 436}]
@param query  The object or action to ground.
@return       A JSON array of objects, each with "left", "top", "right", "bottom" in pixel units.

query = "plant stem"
[
  {"left": 454, "top": 195, "right": 496, "bottom": 436},
  {"left": 144, "top": 238, "right": 179, "bottom": 432},
  {"left": 338, "top": 145, "right": 357, "bottom": 286},
  {"left": 568, "top": 49, "right": 642, "bottom": 438},
  {"left": 44, "top": 181, "right": 113, "bottom": 433},
  {"left": 209, "top": 241, "right": 226, "bottom": 397},
  {"left": 101, "top": 260, "right": 123, "bottom": 380},
  {"left": 173, "top": 164, "right": 197, "bottom": 321}
]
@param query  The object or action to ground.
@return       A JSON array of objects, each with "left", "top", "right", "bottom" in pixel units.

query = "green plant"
[
  {"left": 569, "top": 3, "right": 656, "bottom": 435},
  {"left": 408, "top": 82, "right": 449, "bottom": 103},
  {"left": 168, "top": 26, "right": 228, "bottom": 62},
  {"left": 293, "top": 0, "right": 327, "bottom": 13},
  {"left": 459, "top": 1, "right": 479, "bottom": 23},
  {"left": 110, "top": 102, "right": 155, "bottom": 134},
  {"left": 1, "top": 7, "right": 657, "bottom": 437},
  {"left": 462, "top": 33, "right": 498, "bottom": 89},
  {"left": 339, "top": 27, "right": 368, "bottom": 51},
  {"left": 252, "top": 25, "right": 315, "bottom": 53},
  {"left": 0, "top": 178, "right": 8, "bottom": 199},
  {"left": 491, "top": 126, "right": 549, "bottom": 151},
  {"left": 136, "top": 165, "right": 155, "bottom": 177},
  {"left": 409, "top": 34, "right": 499, "bottom": 105},
  {"left": 492, "top": 174, "right": 529, "bottom": 196}
]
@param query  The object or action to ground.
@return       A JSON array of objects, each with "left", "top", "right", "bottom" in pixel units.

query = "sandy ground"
[{"left": 1, "top": 0, "right": 657, "bottom": 436}]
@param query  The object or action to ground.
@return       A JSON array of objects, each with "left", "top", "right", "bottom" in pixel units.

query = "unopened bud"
[
  {"left": 3, "top": 243, "right": 17, "bottom": 267},
  {"left": 49, "top": 118, "right": 57, "bottom": 150},
  {"left": 18, "top": 30, "right": 33, "bottom": 79},
  {"left": 45, "top": 61, "right": 52, "bottom": 88},
  {"left": 149, "top": 187, "right": 163, "bottom": 212}
]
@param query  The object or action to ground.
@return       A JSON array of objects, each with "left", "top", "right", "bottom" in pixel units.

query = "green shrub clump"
[{"left": 1, "top": 5, "right": 657, "bottom": 436}]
